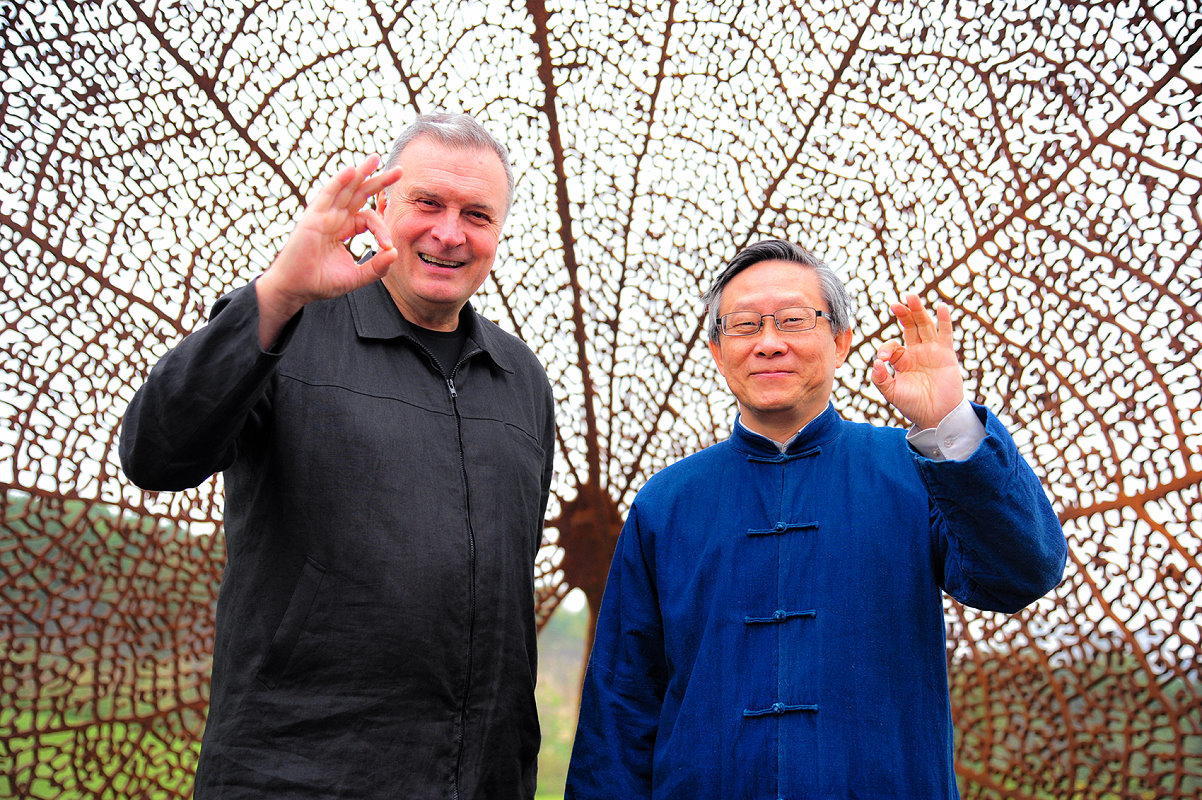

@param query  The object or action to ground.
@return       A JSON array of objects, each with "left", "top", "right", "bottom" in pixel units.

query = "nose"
[
  {"left": 754, "top": 321, "right": 788, "bottom": 356},
  {"left": 430, "top": 210, "right": 466, "bottom": 248}
]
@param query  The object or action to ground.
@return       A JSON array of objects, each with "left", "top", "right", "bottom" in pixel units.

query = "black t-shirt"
[{"left": 410, "top": 324, "right": 468, "bottom": 378}]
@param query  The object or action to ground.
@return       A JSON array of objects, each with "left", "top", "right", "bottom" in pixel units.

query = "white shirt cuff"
[{"left": 905, "top": 399, "right": 986, "bottom": 462}]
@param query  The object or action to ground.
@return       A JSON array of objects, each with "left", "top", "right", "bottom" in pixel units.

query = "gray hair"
[
  {"left": 383, "top": 112, "right": 515, "bottom": 215},
  {"left": 702, "top": 239, "right": 855, "bottom": 342}
]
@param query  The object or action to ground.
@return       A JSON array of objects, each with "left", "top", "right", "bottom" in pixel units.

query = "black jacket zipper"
[{"left": 447, "top": 367, "right": 477, "bottom": 800}]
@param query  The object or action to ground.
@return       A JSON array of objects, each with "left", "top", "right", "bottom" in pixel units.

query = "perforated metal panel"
[{"left": 3, "top": 1, "right": 1199, "bottom": 795}]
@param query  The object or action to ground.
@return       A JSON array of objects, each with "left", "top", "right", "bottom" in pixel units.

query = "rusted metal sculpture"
[{"left": 2, "top": 0, "right": 1199, "bottom": 796}]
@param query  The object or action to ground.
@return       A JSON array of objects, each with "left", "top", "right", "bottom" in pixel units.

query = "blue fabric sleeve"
[
  {"left": 566, "top": 504, "right": 665, "bottom": 799},
  {"left": 920, "top": 404, "right": 1068, "bottom": 613}
]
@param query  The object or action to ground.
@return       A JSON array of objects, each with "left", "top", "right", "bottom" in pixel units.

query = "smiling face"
[
  {"left": 707, "top": 259, "right": 853, "bottom": 441},
  {"left": 376, "top": 136, "right": 509, "bottom": 330}
]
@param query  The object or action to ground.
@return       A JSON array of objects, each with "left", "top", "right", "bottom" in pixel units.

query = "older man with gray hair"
[
  {"left": 121, "top": 113, "right": 555, "bottom": 799},
  {"left": 567, "top": 238, "right": 1065, "bottom": 799}
]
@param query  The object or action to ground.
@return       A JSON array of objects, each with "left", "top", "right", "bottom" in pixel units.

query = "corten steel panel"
[{"left": 2, "top": 0, "right": 1199, "bottom": 796}]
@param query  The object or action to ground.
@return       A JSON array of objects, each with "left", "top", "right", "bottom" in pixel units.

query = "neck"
[
  {"left": 739, "top": 404, "right": 825, "bottom": 444},
  {"left": 382, "top": 281, "right": 464, "bottom": 332}
]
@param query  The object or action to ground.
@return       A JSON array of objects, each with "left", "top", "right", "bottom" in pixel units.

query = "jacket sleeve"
[
  {"left": 118, "top": 281, "right": 297, "bottom": 491},
  {"left": 920, "top": 403, "right": 1068, "bottom": 613},
  {"left": 565, "top": 503, "right": 665, "bottom": 800}
]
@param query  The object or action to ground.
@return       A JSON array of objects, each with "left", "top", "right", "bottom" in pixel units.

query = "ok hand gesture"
[
  {"left": 870, "top": 294, "right": 966, "bottom": 430},
  {"left": 256, "top": 155, "right": 402, "bottom": 346}
]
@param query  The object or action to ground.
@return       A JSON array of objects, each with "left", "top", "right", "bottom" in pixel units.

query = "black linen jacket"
[{"left": 120, "top": 279, "right": 556, "bottom": 799}]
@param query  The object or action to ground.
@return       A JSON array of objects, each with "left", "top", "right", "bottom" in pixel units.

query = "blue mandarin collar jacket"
[{"left": 567, "top": 402, "right": 1066, "bottom": 800}]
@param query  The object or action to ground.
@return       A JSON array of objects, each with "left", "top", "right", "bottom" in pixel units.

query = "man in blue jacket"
[
  {"left": 121, "top": 113, "right": 555, "bottom": 798},
  {"left": 566, "top": 239, "right": 1066, "bottom": 799}
]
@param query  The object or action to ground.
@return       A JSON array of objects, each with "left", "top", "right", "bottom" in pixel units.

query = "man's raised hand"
[
  {"left": 870, "top": 294, "right": 966, "bottom": 430},
  {"left": 255, "top": 155, "right": 402, "bottom": 347}
]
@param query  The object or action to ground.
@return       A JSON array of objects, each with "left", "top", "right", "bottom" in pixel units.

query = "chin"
[{"left": 745, "top": 396, "right": 804, "bottom": 414}]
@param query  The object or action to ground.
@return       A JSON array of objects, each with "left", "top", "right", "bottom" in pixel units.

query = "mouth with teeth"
[{"left": 419, "top": 253, "right": 465, "bottom": 269}]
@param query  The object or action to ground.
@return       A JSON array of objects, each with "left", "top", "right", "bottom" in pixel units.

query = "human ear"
[
  {"left": 833, "top": 327, "right": 853, "bottom": 367},
  {"left": 707, "top": 338, "right": 727, "bottom": 378}
]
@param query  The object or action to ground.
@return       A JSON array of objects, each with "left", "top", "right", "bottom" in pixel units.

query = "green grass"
[{"left": 534, "top": 604, "right": 589, "bottom": 799}]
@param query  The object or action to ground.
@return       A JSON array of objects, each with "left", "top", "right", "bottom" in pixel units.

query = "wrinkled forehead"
[
  {"left": 400, "top": 135, "right": 513, "bottom": 212},
  {"left": 395, "top": 140, "right": 511, "bottom": 215},
  {"left": 719, "top": 260, "right": 824, "bottom": 312}
]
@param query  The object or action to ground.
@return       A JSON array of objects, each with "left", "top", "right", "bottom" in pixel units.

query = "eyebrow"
[{"left": 407, "top": 185, "right": 501, "bottom": 217}]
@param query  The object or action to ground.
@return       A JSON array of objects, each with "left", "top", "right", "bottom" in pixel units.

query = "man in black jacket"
[{"left": 121, "top": 113, "right": 556, "bottom": 799}]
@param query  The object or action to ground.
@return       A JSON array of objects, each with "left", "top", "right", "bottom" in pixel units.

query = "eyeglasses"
[{"left": 718, "top": 306, "right": 830, "bottom": 336}]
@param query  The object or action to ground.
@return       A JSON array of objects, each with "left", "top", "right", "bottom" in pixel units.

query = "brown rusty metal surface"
[{"left": 2, "top": 0, "right": 1200, "bottom": 796}]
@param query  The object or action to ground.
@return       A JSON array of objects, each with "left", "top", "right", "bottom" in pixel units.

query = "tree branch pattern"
[{"left": 2, "top": 0, "right": 1199, "bottom": 795}]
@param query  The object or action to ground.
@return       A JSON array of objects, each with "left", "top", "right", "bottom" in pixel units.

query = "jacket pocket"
[{"left": 258, "top": 556, "right": 325, "bottom": 688}]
